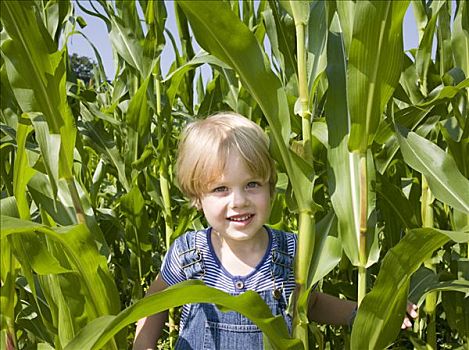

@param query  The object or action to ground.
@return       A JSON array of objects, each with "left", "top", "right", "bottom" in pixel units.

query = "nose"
[{"left": 230, "top": 188, "right": 248, "bottom": 208}]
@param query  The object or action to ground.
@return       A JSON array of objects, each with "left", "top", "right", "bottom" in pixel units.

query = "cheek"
[
  {"left": 256, "top": 191, "right": 271, "bottom": 209},
  {"left": 200, "top": 197, "right": 221, "bottom": 214}
]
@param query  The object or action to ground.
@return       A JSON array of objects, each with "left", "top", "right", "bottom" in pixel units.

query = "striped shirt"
[{"left": 161, "top": 226, "right": 297, "bottom": 326}]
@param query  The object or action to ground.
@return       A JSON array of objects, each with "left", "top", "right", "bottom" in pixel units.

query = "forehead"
[{"left": 210, "top": 154, "right": 258, "bottom": 181}]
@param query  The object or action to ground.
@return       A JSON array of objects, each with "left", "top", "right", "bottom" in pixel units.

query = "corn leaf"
[
  {"left": 109, "top": 15, "right": 146, "bottom": 76},
  {"left": 264, "top": 1, "right": 296, "bottom": 82},
  {"left": 120, "top": 185, "right": 151, "bottom": 251},
  {"left": 375, "top": 174, "right": 420, "bottom": 229},
  {"left": 307, "top": 211, "right": 341, "bottom": 287},
  {"left": 126, "top": 74, "right": 151, "bottom": 139},
  {"left": 415, "top": 1, "right": 445, "bottom": 89},
  {"left": 307, "top": 0, "right": 327, "bottom": 96},
  {"left": 64, "top": 280, "right": 302, "bottom": 350},
  {"left": 28, "top": 174, "right": 76, "bottom": 225},
  {"left": 396, "top": 126, "right": 469, "bottom": 213},
  {"left": 279, "top": 1, "right": 310, "bottom": 25},
  {"left": 346, "top": 1, "right": 409, "bottom": 153},
  {"left": 325, "top": 24, "right": 379, "bottom": 266},
  {"left": 176, "top": 0, "right": 291, "bottom": 143},
  {"left": 1, "top": 1, "right": 76, "bottom": 179},
  {"left": 452, "top": 0, "right": 469, "bottom": 77},
  {"left": 442, "top": 290, "right": 469, "bottom": 339},
  {"left": 0, "top": 216, "right": 121, "bottom": 318},
  {"left": 164, "top": 52, "right": 230, "bottom": 105},
  {"left": 30, "top": 114, "right": 61, "bottom": 200},
  {"left": 336, "top": 1, "right": 355, "bottom": 54},
  {"left": 78, "top": 114, "right": 130, "bottom": 192},
  {"left": 351, "top": 227, "right": 468, "bottom": 349},
  {"left": 13, "top": 120, "right": 36, "bottom": 219}
]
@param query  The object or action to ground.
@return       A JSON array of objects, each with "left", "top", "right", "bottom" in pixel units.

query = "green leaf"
[
  {"left": 375, "top": 174, "right": 420, "bottom": 229},
  {"left": 164, "top": 52, "right": 230, "bottom": 106},
  {"left": 415, "top": 0, "right": 445, "bottom": 92},
  {"left": 346, "top": 1, "right": 409, "bottom": 153},
  {"left": 408, "top": 266, "right": 439, "bottom": 304},
  {"left": 39, "top": 273, "right": 77, "bottom": 346},
  {"left": 417, "top": 280, "right": 469, "bottom": 305},
  {"left": 396, "top": 126, "right": 469, "bottom": 213},
  {"left": 65, "top": 280, "right": 303, "bottom": 350},
  {"left": 30, "top": 113, "right": 61, "bottom": 200},
  {"left": 417, "top": 79, "right": 469, "bottom": 107},
  {"left": 279, "top": 1, "right": 310, "bottom": 25},
  {"left": 336, "top": 1, "right": 355, "bottom": 54},
  {"left": 262, "top": 4, "right": 295, "bottom": 83},
  {"left": 307, "top": 1, "right": 327, "bottom": 97},
  {"left": 13, "top": 119, "right": 36, "bottom": 219},
  {"left": 0, "top": 216, "right": 121, "bottom": 318},
  {"left": 351, "top": 227, "right": 465, "bottom": 349},
  {"left": 109, "top": 15, "right": 148, "bottom": 76},
  {"left": 452, "top": 0, "right": 469, "bottom": 77},
  {"left": 28, "top": 173, "right": 76, "bottom": 225},
  {"left": 176, "top": 1, "right": 290, "bottom": 142},
  {"left": 1, "top": 1, "right": 76, "bottom": 179},
  {"left": 126, "top": 74, "right": 151, "bottom": 139},
  {"left": 442, "top": 290, "right": 469, "bottom": 339},
  {"left": 374, "top": 105, "right": 435, "bottom": 174},
  {"left": 1, "top": 214, "right": 120, "bottom": 348},
  {"left": 8, "top": 231, "right": 71, "bottom": 275},
  {"left": 0, "top": 197, "right": 19, "bottom": 218},
  {"left": 79, "top": 113, "right": 130, "bottom": 192},
  {"left": 307, "top": 211, "right": 341, "bottom": 287},
  {"left": 120, "top": 185, "right": 151, "bottom": 250},
  {"left": 325, "top": 27, "right": 379, "bottom": 267}
]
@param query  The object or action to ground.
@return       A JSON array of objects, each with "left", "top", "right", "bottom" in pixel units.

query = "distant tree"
[{"left": 69, "top": 53, "right": 96, "bottom": 83}]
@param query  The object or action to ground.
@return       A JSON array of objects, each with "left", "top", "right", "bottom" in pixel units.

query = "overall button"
[
  {"left": 272, "top": 288, "right": 282, "bottom": 300},
  {"left": 235, "top": 280, "right": 244, "bottom": 289}
]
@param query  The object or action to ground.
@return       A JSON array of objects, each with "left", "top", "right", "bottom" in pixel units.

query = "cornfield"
[{"left": 1, "top": 0, "right": 468, "bottom": 349}]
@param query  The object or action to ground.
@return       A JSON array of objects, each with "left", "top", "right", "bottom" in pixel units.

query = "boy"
[{"left": 133, "top": 112, "right": 416, "bottom": 349}]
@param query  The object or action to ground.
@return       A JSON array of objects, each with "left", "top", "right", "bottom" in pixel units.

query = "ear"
[{"left": 192, "top": 198, "right": 202, "bottom": 211}]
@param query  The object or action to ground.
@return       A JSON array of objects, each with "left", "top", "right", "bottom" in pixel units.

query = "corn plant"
[{"left": 1, "top": 0, "right": 468, "bottom": 349}]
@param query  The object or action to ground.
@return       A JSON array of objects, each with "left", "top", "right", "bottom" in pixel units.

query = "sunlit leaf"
[
  {"left": 126, "top": 74, "right": 151, "bottom": 139},
  {"left": 1, "top": 1, "right": 76, "bottom": 179},
  {"left": 30, "top": 114, "right": 61, "bottom": 200},
  {"left": 351, "top": 227, "right": 467, "bottom": 349},
  {"left": 452, "top": 0, "right": 469, "bottom": 77},
  {"left": 396, "top": 126, "right": 469, "bottom": 213},
  {"left": 346, "top": 1, "right": 409, "bottom": 153},
  {"left": 65, "top": 280, "right": 302, "bottom": 350},
  {"left": 1, "top": 216, "right": 121, "bottom": 317},
  {"left": 307, "top": 211, "right": 341, "bottom": 287},
  {"left": 325, "top": 23, "right": 379, "bottom": 267}
]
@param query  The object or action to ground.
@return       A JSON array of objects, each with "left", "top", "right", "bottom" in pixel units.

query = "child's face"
[{"left": 198, "top": 152, "right": 271, "bottom": 244}]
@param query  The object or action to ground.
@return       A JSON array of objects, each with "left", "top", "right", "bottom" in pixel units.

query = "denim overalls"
[{"left": 174, "top": 229, "right": 294, "bottom": 350}]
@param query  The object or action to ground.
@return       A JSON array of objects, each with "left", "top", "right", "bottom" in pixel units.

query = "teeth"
[{"left": 230, "top": 214, "right": 252, "bottom": 222}]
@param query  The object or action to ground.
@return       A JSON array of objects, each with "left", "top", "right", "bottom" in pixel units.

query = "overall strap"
[
  {"left": 176, "top": 230, "right": 205, "bottom": 280},
  {"left": 271, "top": 229, "right": 294, "bottom": 281}
]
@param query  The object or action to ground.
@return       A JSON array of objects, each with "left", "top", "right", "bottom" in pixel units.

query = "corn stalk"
[
  {"left": 337, "top": 0, "right": 409, "bottom": 306},
  {"left": 421, "top": 175, "right": 437, "bottom": 349}
]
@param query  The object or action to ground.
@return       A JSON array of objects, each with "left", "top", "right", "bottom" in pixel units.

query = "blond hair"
[{"left": 176, "top": 112, "right": 277, "bottom": 204}]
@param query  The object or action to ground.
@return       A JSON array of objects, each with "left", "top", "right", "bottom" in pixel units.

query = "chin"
[{"left": 227, "top": 228, "right": 263, "bottom": 240}]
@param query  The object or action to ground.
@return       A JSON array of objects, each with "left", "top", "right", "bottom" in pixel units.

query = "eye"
[
  {"left": 246, "top": 181, "right": 261, "bottom": 189},
  {"left": 212, "top": 186, "right": 228, "bottom": 193}
]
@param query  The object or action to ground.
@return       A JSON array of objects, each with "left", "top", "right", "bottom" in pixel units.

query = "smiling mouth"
[{"left": 228, "top": 214, "right": 254, "bottom": 222}]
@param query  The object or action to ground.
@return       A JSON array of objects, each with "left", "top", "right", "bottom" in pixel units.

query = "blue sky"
[{"left": 68, "top": 1, "right": 424, "bottom": 80}]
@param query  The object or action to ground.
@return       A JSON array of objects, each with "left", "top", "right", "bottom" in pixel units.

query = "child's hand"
[{"left": 401, "top": 302, "right": 418, "bottom": 329}]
